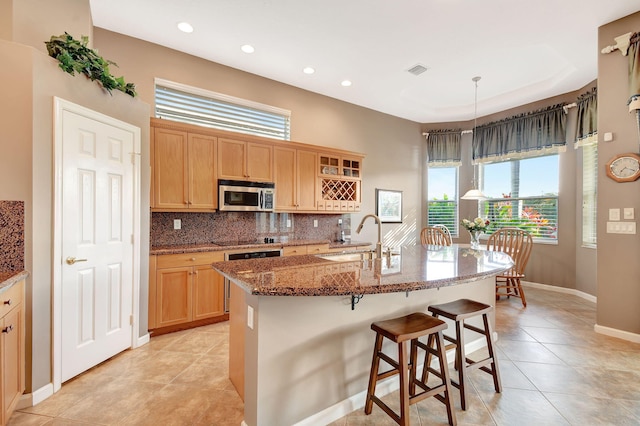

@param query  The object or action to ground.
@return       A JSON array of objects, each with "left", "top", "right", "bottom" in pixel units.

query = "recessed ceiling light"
[
  {"left": 341, "top": 80, "right": 352, "bottom": 87},
  {"left": 303, "top": 67, "right": 315, "bottom": 75},
  {"left": 241, "top": 44, "right": 255, "bottom": 54},
  {"left": 177, "top": 22, "right": 194, "bottom": 33}
]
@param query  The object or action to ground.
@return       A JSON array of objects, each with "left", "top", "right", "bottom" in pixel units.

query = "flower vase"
[{"left": 469, "top": 230, "right": 481, "bottom": 249}]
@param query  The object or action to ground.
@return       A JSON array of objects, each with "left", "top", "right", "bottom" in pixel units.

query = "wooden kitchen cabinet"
[
  {"left": 152, "top": 127, "right": 217, "bottom": 210},
  {"left": 1, "top": 280, "right": 25, "bottom": 426},
  {"left": 151, "top": 252, "right": 226, "bottom": 330},
  {"left": 218, "top": 138, "right": 273, "bottom": 182},
  {"left": 274, "top": 147, "right": 317, "bottom": 211}
]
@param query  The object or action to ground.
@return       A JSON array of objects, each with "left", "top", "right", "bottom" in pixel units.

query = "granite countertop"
[
  {"left": 150, "top": 239, "right": 371, "bottom": 255},
  {"left": 212, "top": 244, "right": 514, "bottom": 296},
  {"left": 0, "top": 270, "right": 29, "bottom": 294}
]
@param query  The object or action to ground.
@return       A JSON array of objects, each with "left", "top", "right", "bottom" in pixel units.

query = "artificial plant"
[{"left": 45, "top": 33, "right": 137, "bottom": 97}]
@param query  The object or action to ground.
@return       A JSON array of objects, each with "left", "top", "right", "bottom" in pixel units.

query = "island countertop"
[{"left": 212, "top": 244, "right": 513, "bottom": 296}]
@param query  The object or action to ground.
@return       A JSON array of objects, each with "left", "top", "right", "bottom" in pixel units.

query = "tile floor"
[{"left": 9, "top": 286, "right": 640, "bottom": 425}]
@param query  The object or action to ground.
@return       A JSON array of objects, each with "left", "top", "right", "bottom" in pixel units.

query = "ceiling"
[{"left": 90, "top": 0, "right": 640, "bottom": 123}]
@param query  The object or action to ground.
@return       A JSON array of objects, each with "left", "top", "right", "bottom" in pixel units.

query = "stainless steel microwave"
[{"left": 218, "top": 180, "right": 275, "bottom": 212}]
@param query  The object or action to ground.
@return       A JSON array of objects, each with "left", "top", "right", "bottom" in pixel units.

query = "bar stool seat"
[
  {"left": 365, "top": 312, "right": 457, "bottom": 426},
  {"left": 426, "top": 299, "right": 501, "bottom": 410}
]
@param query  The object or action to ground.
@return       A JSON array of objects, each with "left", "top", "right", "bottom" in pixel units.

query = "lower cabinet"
[
  {"left": 1, "top": 280, "right": 25, "bottom": 426},
  {"left": 150, "top": 252, "right": 226, "bottom": 330}
]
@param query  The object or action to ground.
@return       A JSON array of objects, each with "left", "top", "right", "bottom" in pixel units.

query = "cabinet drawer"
[
  {"left": 283, "top": 246, "right": 307, "bottom": 256},
  {"left": 306, "top": 244, "right": 330, "bottom": 254},
  {"left": 157, "top": 251, "right": 224, "bottom": 269},
  {"left": 0, "top": 280, "right": 24, "bottom": 318}
]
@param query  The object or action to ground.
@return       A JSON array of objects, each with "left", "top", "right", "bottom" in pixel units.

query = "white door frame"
[{"left": 52, "top": 97, "right": 142, "bottom": 392}]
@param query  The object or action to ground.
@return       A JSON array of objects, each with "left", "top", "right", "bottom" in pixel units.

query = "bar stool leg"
[
  {"left": 398, "top": 340, "right": 410, "bottom": 425},
  {"left": 420, "top": 332, "right": 435, "bottom": 385},
  {"left": 365, "top": 333, "right": 384, "bottom": 414},
  {"left": 455, "top": 319, "right": 468, "bottom": 410},
  {"left": 483, "top": 313, "right": 502, "bottom": 393},
  {"left": 435, "top": 331, "right": 457, "bottom": 426}
]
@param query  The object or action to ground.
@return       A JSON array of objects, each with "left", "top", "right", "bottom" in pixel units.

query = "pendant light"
[{"left": 461, "top": 76, "right": 486, "bottom": 200}]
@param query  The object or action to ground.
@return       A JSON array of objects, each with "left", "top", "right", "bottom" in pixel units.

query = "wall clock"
[{"left": 605, "top": 152, "right": 640, "bottom": 182}]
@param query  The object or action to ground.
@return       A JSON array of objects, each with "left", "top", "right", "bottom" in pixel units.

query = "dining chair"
[
  {"left": 433, "top": 224, "right": 453, "bottom": 245},
  {"left": 486, "top": 227, "right": 533, "bottom": 307},
  {"left": 420, "top": 226, "right": 451, "bottom": 246}
]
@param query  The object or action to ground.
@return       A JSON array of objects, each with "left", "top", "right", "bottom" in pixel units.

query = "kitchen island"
[{"left": 212, "top": 244, "right": 513, "bottom": 426}]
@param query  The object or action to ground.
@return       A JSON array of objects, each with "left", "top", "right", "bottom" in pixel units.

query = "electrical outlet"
[
  {"left": 313, "top": 219, "right": 318, "bottom": 227},
  {"left": 247, "top": 305, "right": 254, "bottom": 329},
  {"left": 173, "top": 219, "right": 181, "bottom": 230},
  {"left": 338, "top": 218, "right": 343, "bottom": 225},
  {"left": 286, "top": 219, "right": 291, "bottom": 228}
]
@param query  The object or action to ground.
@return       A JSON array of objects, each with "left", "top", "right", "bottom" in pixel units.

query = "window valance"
[
  {"left": 425, "top": 129, "right": 461, "bottom": 167},
  {"left": 574, "top": 87, "right": 597, "bottom": 149},
  {"left": 472, "top": 104, "right": 567, "bottom": 164}
]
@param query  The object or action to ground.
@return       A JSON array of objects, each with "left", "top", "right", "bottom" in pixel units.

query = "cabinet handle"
[
  {"left": 3, "top": 299, "right": 10, "bottom": 306},
  {"left": 190, "top": 257, "right": 196, "bottom": 261},
  {"left": 2, "top": 325, "right": 13, "bottom": 334}
]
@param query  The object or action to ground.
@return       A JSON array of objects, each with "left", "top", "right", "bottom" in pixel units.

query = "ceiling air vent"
[{"left": 407, "top": 64, "right": 428, "bottom": 76}]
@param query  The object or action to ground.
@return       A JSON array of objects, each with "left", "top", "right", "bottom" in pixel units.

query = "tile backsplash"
[
  {"left": 151, "top": 212, "right": 351, "bottom": 247},
  {"left": 0, "top": 201, "right": 24, "bottom": 270}
]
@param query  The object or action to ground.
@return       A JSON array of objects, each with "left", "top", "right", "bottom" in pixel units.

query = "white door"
[{"left": 60, "top": 108, "right": 135, "bottom": 382}]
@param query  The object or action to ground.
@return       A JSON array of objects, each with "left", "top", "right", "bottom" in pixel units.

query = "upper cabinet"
[
  {"left": 317, "top": 152, "right": 363, "bottom": 212},
  {"left": 274, "top": 147, "right": 318, "bottom": 211},
  {"left": 150, "top": 118, "right": 363, "bottom": 213},
  {"left": 152, "top": 127, "right": 217, "bottom": 210},
  {"left": 218, "top": 138, "right": 273, "bottom": 182}
]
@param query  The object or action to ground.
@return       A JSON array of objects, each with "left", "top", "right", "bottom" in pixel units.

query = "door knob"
[{"left": 66, "top": 256, "right": 88, "bottom": 265}]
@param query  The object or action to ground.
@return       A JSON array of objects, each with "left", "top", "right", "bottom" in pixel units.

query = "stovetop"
[{"left": 214, "top": 238, "right": 278, "bottom": 246}]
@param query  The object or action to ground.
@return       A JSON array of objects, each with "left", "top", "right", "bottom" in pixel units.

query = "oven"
[
  {"left": 223, "top": 248, "right": 282, "bottom": 312},
  {"left": 218, "top": 179, "right": 275, "bottom": 212}
]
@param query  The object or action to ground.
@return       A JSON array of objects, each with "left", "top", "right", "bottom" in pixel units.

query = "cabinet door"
[
  {"left": 218, "top": 138, "right": 246, "bottom": 180},
  {"left": 297, "top": 150, "right": 318, "bottom": 211},
  {"left": 188, "top": 134, "right": 217, "bottom": 209},
  {"left": 153, "top": 128, "right": 189, "bottom": 209},
  {"left": 273, "top": 146, "right": 296, "bottom": 210},
  {"left": 156, "top": 267, "right": 193, "bottom": 327},
  {"left": 246, "top": 142, "right": 273, "bottom": 182},
  {"left": 2, "top": 303, "right": 24, "bottom": 422},
  {"left": 193, "top": 265, "right": 225, "bottom": 321}
]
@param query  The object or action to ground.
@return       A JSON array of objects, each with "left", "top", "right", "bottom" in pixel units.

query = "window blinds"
[{"left": 155, "top": 79, "right": 291, "bottom": 140}]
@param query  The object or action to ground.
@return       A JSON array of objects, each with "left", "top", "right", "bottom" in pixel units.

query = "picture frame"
[{"left": 375, "top": 189, "right": 402, "bottom": 223}]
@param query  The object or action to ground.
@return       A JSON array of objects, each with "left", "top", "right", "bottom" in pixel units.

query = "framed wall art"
[{"left": 375, "top": 189, "right": 402, "bottom": 223}]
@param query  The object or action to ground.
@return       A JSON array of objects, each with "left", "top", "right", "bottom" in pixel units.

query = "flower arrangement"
[{"left": 461, "top": 217, "right": 490, "bottom": 232}]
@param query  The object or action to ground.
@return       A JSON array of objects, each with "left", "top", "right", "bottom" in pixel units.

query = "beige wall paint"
[
  {"left": 597, "top": 12, "right": 640, "bottom": 335},
  {"left": 0, "top": 40, "right": 150, "bottom": 392},
  {"left": 93, "top": 28, "right": 424, "bottom": 249},
  {"left": 9, "top": 0, "right": 93, "bottom": 52}
]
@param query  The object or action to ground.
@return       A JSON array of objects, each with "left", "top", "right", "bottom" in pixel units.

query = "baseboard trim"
[
  {"left": 16, "top": 383, "right": 54, "bottom": 409},
  {"left": 594, "top": 324, "right": 640, "bottom": 343},
  {"left": 293, "top": 337, "right": 487, "bottom": 426},
  {"left": 521, "top": 281, "right": 597, "bottom": 303}
]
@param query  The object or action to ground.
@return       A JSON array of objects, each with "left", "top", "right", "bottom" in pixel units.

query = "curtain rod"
[{"left": 422, "top": 130, "right": 472, "bottom": 137}]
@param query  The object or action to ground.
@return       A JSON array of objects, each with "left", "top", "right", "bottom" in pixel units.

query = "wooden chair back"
[
  {"left": 432, "top": 224, "right": 452, "bottom": 245},
  {"left": 486, "top": 227, "right": 533, "bottom": 275},
  {"left": 420, "top": 226, "right": 451, "bottom": 246}
]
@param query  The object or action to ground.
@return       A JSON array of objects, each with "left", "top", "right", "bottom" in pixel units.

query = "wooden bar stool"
[
  {"left": 426, "top": 299, "right": 501, "bottom": 410},
  {"left": 365, "top": 312, "right": 456, "bottom": 426}
]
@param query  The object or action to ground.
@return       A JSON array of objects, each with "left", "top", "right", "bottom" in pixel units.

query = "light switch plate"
[
  {"left": 313, "top": 220, "right": 318, "bottom": 227},
  {"left": 609, "top": 208, "right": 621, "bottom": 221},
  {"left": 286, "top": 219, "right": 291, "bottom": 228},
  {"left": 624, "top": 208, "right": 635, "bottom": 220},
  {"left": 173, "top": 219, "right": 181, "bottom": 230}
]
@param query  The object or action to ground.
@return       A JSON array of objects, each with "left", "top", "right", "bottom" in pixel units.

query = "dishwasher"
[{"left": 223, "top": 248, "right": 282, "bottom": 313}]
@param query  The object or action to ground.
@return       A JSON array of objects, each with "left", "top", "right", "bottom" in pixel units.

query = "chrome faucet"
[{"left": 356, "top": 214, "right": 383, "bottom": 258}]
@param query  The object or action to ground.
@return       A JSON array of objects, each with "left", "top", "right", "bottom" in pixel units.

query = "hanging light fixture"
[{"left": 461, "top": 76, "right": 486, "bottom": 200}]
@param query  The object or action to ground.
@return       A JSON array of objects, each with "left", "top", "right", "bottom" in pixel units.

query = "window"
[
  {"left": 582, "top": 143, "right": 597, "bottom": 247},
  {"left": 155, "top": 79, "right": 291, "bottom": 140},
  {"left": 479, "top": 155, "right": 559, "bottom": 242},
  {"left": 427, "top": 167, "right": 458, "bottom": 236}
]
